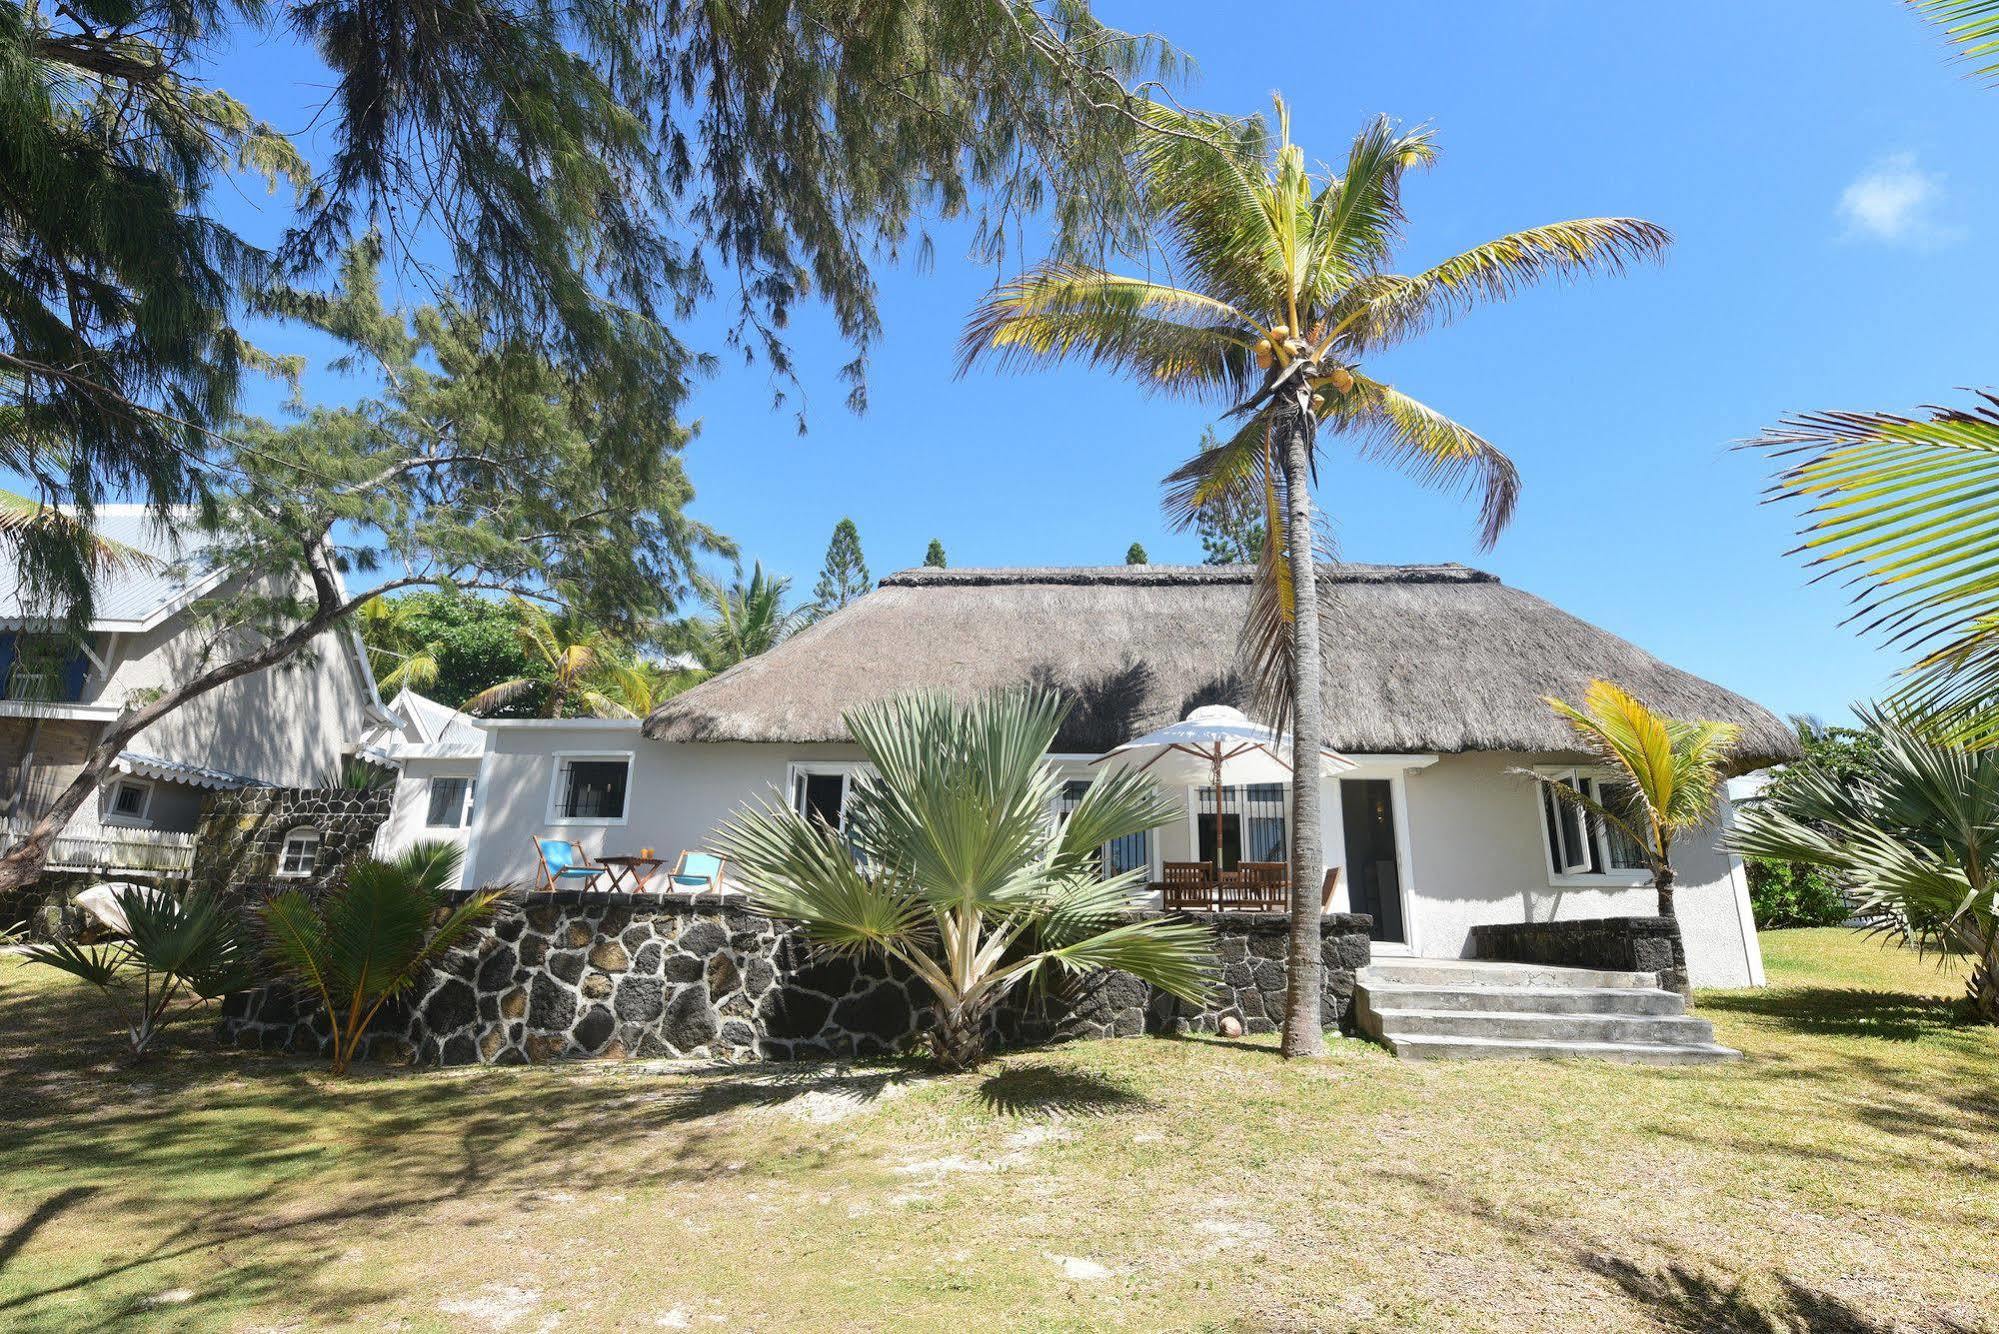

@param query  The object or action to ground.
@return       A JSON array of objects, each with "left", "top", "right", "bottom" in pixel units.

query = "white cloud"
[{"left": 1837, "top": 153, "right": 1962, "bottom": 246}]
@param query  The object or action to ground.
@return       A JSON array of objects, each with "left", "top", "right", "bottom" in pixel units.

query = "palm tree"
[
  {"left": 579, "top": 652, "right": 704, "bottom": 719},
  {"left": 1726, "top": 707, "right": 1999, "bottom": 1024},
  {"left": 712, "top": 688, "right": 1216, "bottom": 1070},
  {"left": 22, "top": 887, "right": 254, "bottom": 1060},
  {"left": 1523, "top": 681, "right": 1741, "bottom": 922},
  {"left": 463, "top": 600, "right": 612, "bottom": 717},
  {"left": 960, "top": 98, "right": 1668, "bottom": 1057},
  {"left": 260, "top": 842, "right": 500, "bottom": 1075},
  {"left": 356, "top": 596, "right": 441, "bottom": 695},
  {"left": 675, "top": 562, "right": 814, "bottom": 672},
  {"left": 1912, "top": 0, "right": 1999, "bottom": 79}
]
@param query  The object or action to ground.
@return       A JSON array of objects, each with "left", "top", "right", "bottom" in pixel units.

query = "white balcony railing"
[{"left": 0, "top": 819, "right": 197, "bottom": 875}]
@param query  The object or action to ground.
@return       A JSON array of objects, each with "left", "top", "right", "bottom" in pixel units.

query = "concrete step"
[
  {"left": 1358, "top": 981, "right": 1687, "bottom": 1017},
  {"left": 1365, "top": 1006, "right": 1720, "bottom": 1047},
  {"left": 1379, "top": 1032, "right": 1742, "bottom": 1065},
  {"left": 1360, "top": 957, "right": 1660, "bottom": 990}
]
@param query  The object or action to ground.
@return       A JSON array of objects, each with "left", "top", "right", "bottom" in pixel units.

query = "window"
[
  {"left": 426, "top": 776, "right": 475, "bottom": 829},
  {"left": 1053, "top": 778, "right": 1155, "bottom": 880},
  {"left": 1534, "top": 768, "right": 1648, "bottom": 881},
  {"left": 106, "top": 778, "right": 152, "bottom": 824},
  {"left": 548, "top": 755, "right": 631, "bottom": 823},
  {"left": 277, "top": 828, "right": 320, "bottom": 878},
  {"left": 1193, "top": 784, "right": 1289, "bottom": 870},
  {"left": 788, "top": 763, "right": 868, "bottom": 835}
]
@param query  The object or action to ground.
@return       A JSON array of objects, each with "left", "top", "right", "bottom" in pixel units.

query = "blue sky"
[{"left": 111, "top": 4, "right": 1999, "bottom": 721}]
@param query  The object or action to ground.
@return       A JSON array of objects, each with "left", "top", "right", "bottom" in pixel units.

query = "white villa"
[{"left": 388, "top": 564, "right": 1796, "bottom": 990}]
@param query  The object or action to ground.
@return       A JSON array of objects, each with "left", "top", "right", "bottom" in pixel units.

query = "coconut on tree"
[{"left": 960, "top": 97, "right": 1668, "bottom": 1058}]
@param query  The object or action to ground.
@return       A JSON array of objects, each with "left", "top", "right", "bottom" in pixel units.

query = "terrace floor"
[{"left": 0, "top": 929, "right": 1994, "bottom": 1331}]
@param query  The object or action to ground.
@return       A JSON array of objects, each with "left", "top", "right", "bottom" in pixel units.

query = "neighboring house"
[
  {"left": 362, "top": 689, "right": 486, "bottom": 881},
  {"left": 0, "top": 506, "right": 393, "bottom": 874},
  {"left": 439, "top": 564, "right": 1797, "bottom": 988}
]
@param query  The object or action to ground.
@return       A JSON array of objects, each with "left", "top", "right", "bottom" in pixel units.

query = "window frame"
[
  {"left": 545, "top": 751, "right": 634, "bottom": 827},
  {"left": 276, "top": 827, "right": 321, "bottom": 879},
  {"left": 104, "top": 777, "right": 154, "bottom": 827},
  {"left": 425, "top": 774, "right": 477, "bottom": 830},
  {"left": 785, "top": 760, "right": 872, "bottom": 836},
  {"left": 1530, "top": 765, "right": 1652, "bottom": 888}
]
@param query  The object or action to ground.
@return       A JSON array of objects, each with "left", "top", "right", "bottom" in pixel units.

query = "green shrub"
[{"left": 1746, "top": 859, "right": 1851, "bottom": 929}]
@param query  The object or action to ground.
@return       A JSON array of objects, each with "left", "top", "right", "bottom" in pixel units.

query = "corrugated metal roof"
[
  {"left": 113, "top": 751, "right": 266, "bottom": 790},
  {"left": 0, "top": 507, "right": 222, "bottom": 626}
]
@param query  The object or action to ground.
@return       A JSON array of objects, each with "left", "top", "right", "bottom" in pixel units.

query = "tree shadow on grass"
[
  {"left": 975, "top": 1063, "right": 1150, "bottom": 1118},
  {"left": 1699, "top": 987, "right": 1967, "bottom": 1043},
  {"left": 1582, "top": 1253, "right": 1978, "bottom": 1334},
  {"left": 631, "top": 1059, "right": 934, "bottom": 1120}
]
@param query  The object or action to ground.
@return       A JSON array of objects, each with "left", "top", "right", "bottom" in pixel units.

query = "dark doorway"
[
  {"left": 1340, "top": 778, "right": 1404, "bottom": 944},
  {"left": 1195, "top": 813, "right": 1243, "bottom": 871}
]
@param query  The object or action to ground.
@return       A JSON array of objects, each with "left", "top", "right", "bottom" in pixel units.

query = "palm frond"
[
  {"left": 712, "top": 794, "right": 932, "bottom": 956},
  {"left": 1031, "top": 916, "right": 1219, "bottom": 1006},
  {"left": 1751, "top": 393, "right": 1999, "bottom": 746},
  {"left": 1303, "top": 115, "right": 1436, "bottom": 299},
  {"left": 1912, "top": 0, "right": 1999, "bottom": 81},
  {"left": 1130, "top": 100, "right": 1288, "bottom": 315},
  {"left": 1332, "top": 372, "right": 1521, "bottom": 549},
  {"left": 1327, "top": 219, "right": 1670, "bottom": 355},
  {"left": 463, "top": 675, "right": 538, "bottom": 716}
]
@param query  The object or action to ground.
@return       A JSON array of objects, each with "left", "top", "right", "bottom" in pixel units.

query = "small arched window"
[{"left": 277, "top": 827, "right": 321, "bottom": 879}]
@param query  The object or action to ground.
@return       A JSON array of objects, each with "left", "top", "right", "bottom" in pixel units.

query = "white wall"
[
  {"left": 377, "top": 756, "right": 483, "bottom": 881},
  {"left": 1390, "top": 751, "right": 1763, "bottom": 988},
  {"left": 461, "top": 724, "right": 865, "bottom": 891},
  {"left": 97, "top": 573, "right": 379, "bottom": 787}
]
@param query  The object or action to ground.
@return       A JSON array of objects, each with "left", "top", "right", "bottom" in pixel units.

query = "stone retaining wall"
[
  {"left": 1467, "top": 916, "right": 1689, "bottom": 995},
  {"left": 218, "top": 891, "right": 1373, "bottom": 1065}
]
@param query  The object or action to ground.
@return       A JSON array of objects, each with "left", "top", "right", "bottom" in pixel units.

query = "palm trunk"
[
  {"left": 1972, "top": 927, "right": 1999, "bottom": 1026},
  {"left": 1654, "top": 864, "right": 1677, "bottom": 920},
  {"left": 929, "top": 1002, "right": 989, "bottom": 1071},
  {"left": 1276, "top": 389, "right": 1327, "bottom": 1060}
]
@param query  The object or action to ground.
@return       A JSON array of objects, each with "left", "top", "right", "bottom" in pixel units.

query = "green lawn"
[{"left": 1, "top": 929, "right": 1993, "bottom": 1332}]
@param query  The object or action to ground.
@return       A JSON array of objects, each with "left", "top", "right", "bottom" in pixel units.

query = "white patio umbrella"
[{"left": 1090, "top": 705, "right": 1354, "bottom": 876}]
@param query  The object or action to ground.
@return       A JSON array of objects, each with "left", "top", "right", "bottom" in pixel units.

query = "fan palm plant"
[
  {"left": 1522, "top": 681, "right": 1741, "bottom": 925},
  {"left": 260, "top": 842, "right": 499, "bottom": 1074},
  {"left": 22, "top": 887, "right": 255, "bottom": 1059},
  {"left": 675, "top": 562, "right": 814, "bottom": 672},
  {"left": 712, "top": 688, "right": 1217, "bottom": 1070},
  {"left": 960, "top": 97, "right": 1668, "bottom": 1057},
  {"left": 1726, "top": 707, "right": 1999, "bottom": 1023},
  {"left": 463, "top": 600, "right": 612, "bottom": 717}
]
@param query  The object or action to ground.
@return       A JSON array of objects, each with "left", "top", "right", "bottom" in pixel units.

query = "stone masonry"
[
  {"left": 1468, "top": 915, "right": 1689, "bottom": 995},
  {"left": 192, "top": 786, "right": 393, "bottom": 898},
  {"left": 218, "top": 890, "right": 1374, "bottom": 1066}
]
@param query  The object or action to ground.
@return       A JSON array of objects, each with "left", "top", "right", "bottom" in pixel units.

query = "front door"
[{"left": 1339, "top": 778, "right": 1405, "bottom": 944}]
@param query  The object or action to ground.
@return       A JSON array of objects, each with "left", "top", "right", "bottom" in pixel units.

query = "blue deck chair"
[
  {"left": 532, "top": 837, "right": 604, "bottom": 892},
  {"left": 669, "top": 851, "right": 726, "bottom": 896}
]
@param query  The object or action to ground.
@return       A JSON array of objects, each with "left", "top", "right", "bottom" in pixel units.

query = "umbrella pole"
[{"left": 1212, "top": 751, "right": 1225, "bottom": 882}]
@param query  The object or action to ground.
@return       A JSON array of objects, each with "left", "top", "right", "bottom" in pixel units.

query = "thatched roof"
[{"left": 645, "top": 565, "right": 1798, "bottom": 770}]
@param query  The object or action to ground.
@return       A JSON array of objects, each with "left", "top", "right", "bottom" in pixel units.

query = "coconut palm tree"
[
  {"left": 960, "top": 98, "right": 1668, "bottom": 1057},
  {"left": 1523, "top": 680, "right": 1741, "bottom": 922},
  {"left": 1726, "top": 707, "right": 1999, "bottom": 1024},
  {"left": 579, "top": 652, "right": 704, "bottom": 719},
  {"left": 357, "top": 596, "right": 442, "bottom": 695},
  {"left": 675, "top": 562, "right": 814, "bottom": 672},
  {"left": 712, "top": 688, "right": 1217, "bottom": 1070},
  {"left": 463, "top": 600, "right": 612, "bottom": 717}
]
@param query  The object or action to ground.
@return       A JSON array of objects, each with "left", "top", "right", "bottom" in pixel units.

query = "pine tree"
[
  {"left": 924, "top": 539, "right": 948, "bottom": 568},
  {"left": 812, "top": 519, "right": 871, "bottom": 615},
  {"left": 1125, "top": 542, "right": 1149, "bottom": 564}
]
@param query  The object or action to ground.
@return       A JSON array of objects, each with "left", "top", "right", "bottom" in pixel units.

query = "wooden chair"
[
  {"left": 532, "top": 837, "right": 605, "bottom": 892},
  {"left": 1237, "top": 860, "right": 1288, "bottom": 911},
  {"left": 1159, "top": 861, "right": 1216, "bottom": 911},
  {"left": 668, "top": 851, "right": 727, "bottom": 897},
  {"left": 1321, "top": 865, "right": 1344, "bottom": 913}
]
